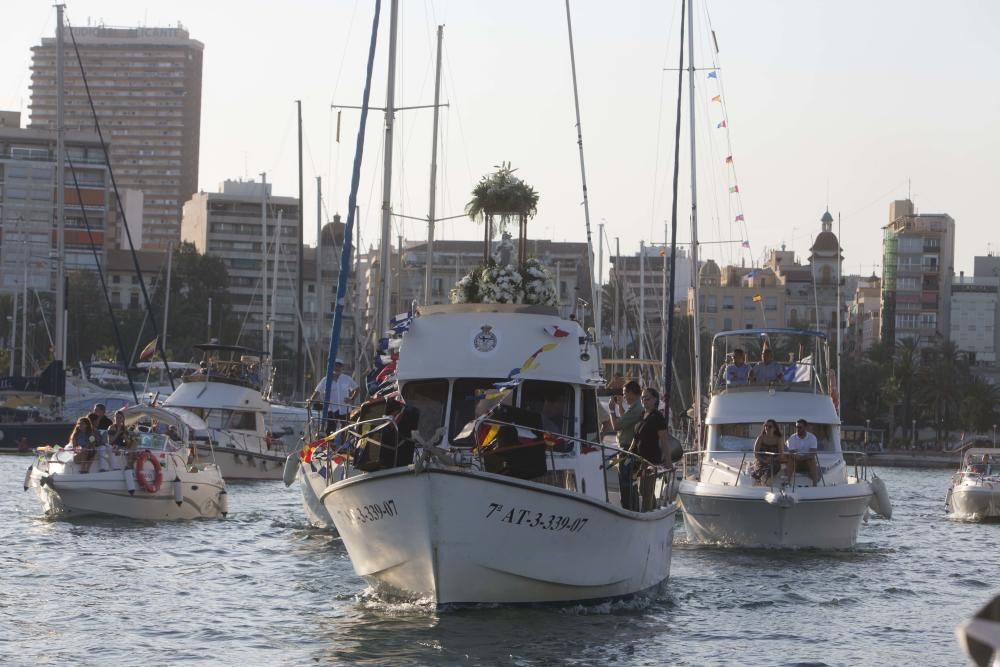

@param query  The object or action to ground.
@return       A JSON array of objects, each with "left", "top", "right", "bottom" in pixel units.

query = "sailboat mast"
[
  {"left": 423, "top": 24, "right": 443, "bottom": 305},
  {"left": 54, "top": 4, "right": 66, "bottom": 364},
  {"left": 377, "top": 0, "right": 399, "bottom": 337},
  {"left": 687, "top": 0, "right": 703, "bottom": 444},
  {"left": 260, "top": 172, "right": 268, "bottom": 351},
  {"left": 315, "top": 176, "right": 323, "bottom": 376},
  {"left": 564, "top": 0, "right": 598, "bottom": 338},
  {"left": 296, "top": 100, "right": 305, "bottom": 398},
  {"left": 163, "top": 242, "right": 172, "bottom": 354}
]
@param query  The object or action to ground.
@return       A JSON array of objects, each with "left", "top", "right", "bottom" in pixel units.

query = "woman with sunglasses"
[{"left": 751, "top": 419, "right": 784, "bottom": 484}]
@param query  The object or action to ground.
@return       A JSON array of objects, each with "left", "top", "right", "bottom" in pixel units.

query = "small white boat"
[
  {"left": 320, "top": 304, "right": 677, "bottom": 606},
  {"left": 677, "top": 328, "right": 890, "bottom": 549},
  {"left": 285, "top": 437, "right": 343, "bottom": 530},
  {"left": 26, "top": 406, "right": 228, "bottom": 520},
  {"left": 161, "top": 343, "right": 295, "bottom": 480},
  {"left": 946, "top": 448, "right": 1000, "bottom": 520}
]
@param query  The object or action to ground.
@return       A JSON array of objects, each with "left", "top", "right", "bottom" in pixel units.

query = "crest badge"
[{"left": 473, "top": 325, "right": 498, "bottom": 353}]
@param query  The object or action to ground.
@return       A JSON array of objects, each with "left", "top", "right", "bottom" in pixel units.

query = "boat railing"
[
  {"left": 683, "top": 449, "right": 870, "bottom": 488},
  {"left": 472, "top": 417, "right": 675, "bottom": 513}
]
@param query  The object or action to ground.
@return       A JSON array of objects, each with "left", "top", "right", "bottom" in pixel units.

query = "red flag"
[
  {"left": 139, "top": 337, "right": 157, "bottom": 361},
  {"left": 725, "top": 155, "right": 733, "bottom": 164}
]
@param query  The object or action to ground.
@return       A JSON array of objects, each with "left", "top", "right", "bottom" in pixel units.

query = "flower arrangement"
[
  {"left": 449, "top": 258, "right": 557, "bottom": 306},
  {"left": 465, "top": 162, "right": 539, "bottom": 227}
]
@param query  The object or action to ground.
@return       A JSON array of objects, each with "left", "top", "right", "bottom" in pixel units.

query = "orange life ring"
[{"left": 134, "top": 450, "right": 163, "bottom": 493}]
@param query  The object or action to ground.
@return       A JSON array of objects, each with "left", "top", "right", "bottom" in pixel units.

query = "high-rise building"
[
  {"left": 182, "top": 180, "right": 299, "bottom": 353},
  {"left": 28, "top": 25, "right": 203, "bottom": 251},
  {"left": 880, "top": 199, "right": 955, "bottom": 348},
  {"left": 0, "top": 110, "right": 111, "bottom": 292}
]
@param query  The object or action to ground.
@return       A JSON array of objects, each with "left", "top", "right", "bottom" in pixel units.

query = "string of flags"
[{"left": 708, "top": 68, "right": 752, "bottom": 257}]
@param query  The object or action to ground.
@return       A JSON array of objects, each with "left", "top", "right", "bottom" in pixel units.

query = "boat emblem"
[{"left": 473, "top": 325, "right": 498, "bottom": 353}]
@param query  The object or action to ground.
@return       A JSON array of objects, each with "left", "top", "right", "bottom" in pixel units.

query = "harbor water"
[{"left": 1, "top": 456, "right": 996, "bottom": 666}]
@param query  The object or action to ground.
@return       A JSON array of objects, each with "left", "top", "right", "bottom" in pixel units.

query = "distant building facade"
[
  {"left": 847, "top": 274, "right": 882, "bottom": 355},
  {"left": 29, "top": 25, "right": 204, "bottom": 251},
  {"left": 0, "top": 111, "right": 111, "bottom": 292},
  {"left": 182, "top": 180, "right": 299, "bottom": 352},
  {"left": 949, "top": 256, "right": 1000, "bottom": 367},
  {"left": 880, "top": 199, "right": 955, "bottom": 348}
]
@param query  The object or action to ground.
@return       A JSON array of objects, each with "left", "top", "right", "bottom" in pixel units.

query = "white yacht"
[
  {"left": 160, "top": 343, "right": 296, "bottom": 480},
  {"left": 25, "top": 405, "right": 228, "bottom": 520},
  {"left": 946, "top": 448, "right": 1000, "bottom": 520},
  {"left": 319, "top": 304, "right": 677, "bottom": 606},
  {"left": 677, "top": 328, "right": 890, "bottom": 549}
]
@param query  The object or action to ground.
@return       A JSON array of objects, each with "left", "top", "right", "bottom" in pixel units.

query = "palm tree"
[
  {"left": 918, "top": 338, "right": 968, "bottom": 442},
  {"left": 959, "top": 374, "right": 1000, "bottom": 434},
  {"left": 466, "top": 162, "right": 539, "bottom": 265},
  {"left": 892, "top": 337, "right": 920, "bottom": 443}
]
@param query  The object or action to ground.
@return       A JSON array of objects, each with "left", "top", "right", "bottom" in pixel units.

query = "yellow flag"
[{"left": 752, "top": 293, "right": 763, "bottom": 303}]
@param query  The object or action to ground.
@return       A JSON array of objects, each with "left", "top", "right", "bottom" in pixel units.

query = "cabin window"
[
  {"left": 580, "top": 386, "right": 598, "bottom": 442},
  {"left": 448, "top": 378, "right": 508, "bottom": 443},
  {"left": 519, "top": 380, "right": 575, "bottom": 437},
  {"left": 401, "top": 380, "right": 449, "bottom": 441},
  {"left": 227, "top": 410, "right": 257, "bottom": 430}
]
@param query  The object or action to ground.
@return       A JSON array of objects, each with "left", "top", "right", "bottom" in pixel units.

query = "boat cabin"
[{"left": 184, "top": 343, "right": 265, "bottom": 391}]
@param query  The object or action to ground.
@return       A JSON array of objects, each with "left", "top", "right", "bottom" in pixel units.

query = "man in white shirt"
[
  {"left": 785, "top": 418, "right": 819, "bottom": 485},
  {"left": 310, "top": 358, "right": 359, "bottom": 433}
]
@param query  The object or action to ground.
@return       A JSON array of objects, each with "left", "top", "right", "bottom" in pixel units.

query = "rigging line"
[
  {"left": 842, "top": 178, "right": 909, "bottom": 219},
  {"left": 268, "top": 107, "right": 296, "bottom": 178},
  {"left": 441, "top": 41, "right": 475, "bottom": 190},
  {"left": 328, "top": 0, "right": 363, "bottom": 108},
  {"left": 694, "top": 79, "right": 726, "bottom": 266},
  {"left": 66, "top": 154, "right": 138, "bottom": 404},
  {"left": 64, "top": 15, "right": 173, "bottom": 391}
]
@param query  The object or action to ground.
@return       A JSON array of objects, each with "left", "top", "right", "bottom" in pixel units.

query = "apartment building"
[{"left": 29, "top": 25, "right": 203, "bottom": 250}]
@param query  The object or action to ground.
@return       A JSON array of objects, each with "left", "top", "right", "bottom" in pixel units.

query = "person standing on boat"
[
  {"left": 609, "top": 380, "right": 643, "bottom": 449},
  {"left": 630, "top": 388, "right": 669, "bottom": 511},
  {"left": 310, "top": 358, "right": 359, "bottom": 434},
  {"left": 785, "top": 418, "right": 819, "bottom": 485},
  {"left": 717, "top": 349, "right": 750, "bottom": 388}
]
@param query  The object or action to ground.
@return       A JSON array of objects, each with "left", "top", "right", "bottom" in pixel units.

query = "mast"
[
  {"left": 260, "top": 172, "right": 268, "bottom": 351},
  {"left": 639, "top": 241, "right": 646, "bottom": 365},
  {"left": 423, "top": 24, "right": 444, "bottom": 305},
  {"left": 162, "top": 242, "right": 173, "bottom": 356},
  {"left": 614, "top": 236, "right": 621, "bottom": 377},
  {"left": 660, "top": 222, "right": 668, "bottom": 396},
  {"left": 315, "top": 177, "right": 323, "bottom": 377},
  {"left": 564, "top": 0, "right": 598, "bottom": 337},
  {"left": 270, "top": 211, "right": 283, "bottom": 360},
  {"left": 597, "top": 222, "right": 604, "bottom": 352},
  {"left": 376, "top": 0, "right": 399, "bottom": 338},
  {"left": 296, "top": 100, "right": 305, "bottom": 398},
  {"left": 687, "top": 0, "right": 703, "bottom": 445},
  {"left": 20, "top": 243, "right": 28, "bottom": 376},
  {"left": 54, "top": 4, "right": 66, "bottom": 365},
  {"left": 836, "top": 211, "right": 843, "bottom": 404}
]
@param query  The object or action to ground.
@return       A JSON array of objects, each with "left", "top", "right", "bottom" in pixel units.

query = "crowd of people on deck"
[{"left": 68, "top": 403, "right": 182, "bottom": 473}]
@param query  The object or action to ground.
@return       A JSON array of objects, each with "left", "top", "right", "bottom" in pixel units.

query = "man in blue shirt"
[{"left": 718, "top": 348, "right": 750, "bottom": 388}]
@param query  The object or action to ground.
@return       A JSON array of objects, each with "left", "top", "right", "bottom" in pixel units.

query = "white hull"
[
  {"left": 321, "top": 467, "right": 675, "bottom": 606},
  {"left": 29, "top": 464, "right": 227, "bottom": 520},
  {"left": 200, "top": 446, "right": 285, "bottom": 481},
  {"left": 299, "top": 463, "right": 338, "bottom": 530},
  {"left": 948, "top": 484, "right": 1000, "bottom": 521},
  {"left": 678, "top": 481, "right": 872, "bottom": 549}
]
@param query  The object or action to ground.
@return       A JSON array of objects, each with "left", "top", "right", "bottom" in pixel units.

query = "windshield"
[
  {"left": 710, "top": 421, "right": 837, "bottom": 453},
  {"left": 401, "top": 380, "right": 448, "bottom": 442}
]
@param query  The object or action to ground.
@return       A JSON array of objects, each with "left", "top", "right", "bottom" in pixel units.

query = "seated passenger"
[
  {"left": 751, "top": 348, "right": 784, "bottom": 385},
  {"left": 69, "top": 417, "right": 97, "bottom": 473},
  {"left": 751, "top": 419, "right": 784, "bottom": 483},
  {"left": 717, "top": 348, "right": 751, "bottom": 388},
  {"left": 785, "top": 418, "right": 819, "bottom": 485}
]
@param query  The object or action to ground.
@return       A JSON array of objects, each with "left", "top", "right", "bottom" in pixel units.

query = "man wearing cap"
[{"left": 310, "top": 358, "right": 359, "bottom": 434}]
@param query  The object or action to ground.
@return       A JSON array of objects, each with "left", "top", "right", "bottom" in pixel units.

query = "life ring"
[{"left": 134, "top": 450, "right": 163, "bottom": 493}]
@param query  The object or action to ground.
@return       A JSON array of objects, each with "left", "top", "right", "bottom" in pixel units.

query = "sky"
[{"left": 3, "top": 0, "right": 999, "bottom": 280}]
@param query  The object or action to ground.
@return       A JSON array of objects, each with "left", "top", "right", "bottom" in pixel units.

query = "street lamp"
[
  {"left": 993, "top": 424, "right": 997, "bottom": 449},
  {"left": 865, "top": 418, "right": 871, "bottom": 451},
  {"left": 912, "top": 418, "right": 917, "bottom": 450}
]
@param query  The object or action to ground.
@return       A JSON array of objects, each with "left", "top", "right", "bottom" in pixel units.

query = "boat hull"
[
  {"left": 299, "top": 463, "right": 339, "bottom": 529},
  {"left": 948, "top": 483, "right": 1000, "bottom": 520},
  {"left": 678, "top": 481, "right": 872, "bottom": 549},
  {"left": 198, "top": 446, "right": 285, "bottom": 481},
  {"left": 321, "top": 466, "right": 675, "bottom": 606},
  {"left": 29, "top": 466, "right": 227, "bottom": 520}
]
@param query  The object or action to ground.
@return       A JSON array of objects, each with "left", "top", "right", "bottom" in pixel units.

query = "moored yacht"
[
  {"left": 678, "top": 328, "right": 891, "bottom": 549},
  {"left": 946, "top": 448, "right": 1000, "bottom": 520},
  {"left": 161, "top": 343, "right": 295, "bottom": 480},
  {"left": 26, "top": 405, "right": 227, "bottom": 520},
  {"left": 320, "top": 303, "right": 677, "bottom": 606}
]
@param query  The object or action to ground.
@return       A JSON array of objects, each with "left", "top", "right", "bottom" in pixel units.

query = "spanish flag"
[
  {"left": 139, "top": 337, "right": 158, "bottom": 361},
  {"left": 752, "top": 293, "right": 763, "bottom": 303}
]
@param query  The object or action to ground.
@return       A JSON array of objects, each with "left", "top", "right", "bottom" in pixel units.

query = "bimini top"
[
  {"left": 714, "top": 327, "right": 828, "bottom": 342},
  {"left": 396, "top": 304, "right": 601, "bottom": 385}
]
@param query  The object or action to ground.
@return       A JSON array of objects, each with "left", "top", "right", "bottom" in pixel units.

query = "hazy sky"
[{"left": 3, "top": 0, "right": 999, "bottom": 280}]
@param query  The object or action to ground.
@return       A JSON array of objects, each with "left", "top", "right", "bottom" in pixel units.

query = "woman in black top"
[{"left": 631, "top": 387, "right": 667, "bottom": 465}]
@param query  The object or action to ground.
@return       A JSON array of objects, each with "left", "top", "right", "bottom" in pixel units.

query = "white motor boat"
[
  {"left": 161, "top": 343, "right": 294, "bottom": 480},
  {"left": 946, "top": 448, "right": 1000, "bottom": 520},
  {"left": 25, "top": 405, "right": 228, "bottom": 520},
  {"left": 283, "top": 435, "right": 343, "bottom": 530},
  {"left": 677, "top": 328, "right": 891, "bottom": 549},
  {"left": 320, "top": 304, "right": 677, "bottom": 606}
]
